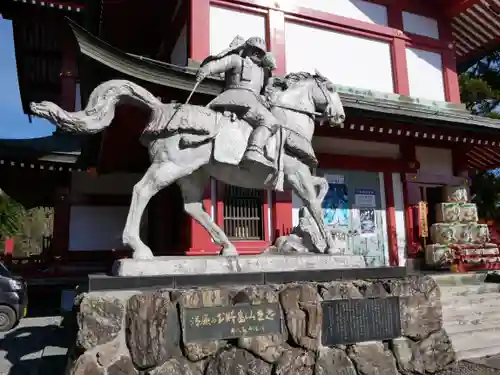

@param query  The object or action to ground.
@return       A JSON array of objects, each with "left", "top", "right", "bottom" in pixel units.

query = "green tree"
[
  {"left": 0, "top": 190, "right": 24, "bottom": 240},
  {"left": 459, "top": 51, "right": 500, "bottom": 116},
  {"left": 470, "top": 171, "right": 500, "bottom": 221},
  {"left": 460, "top": 52, "right": 500, "bottom": 220}
]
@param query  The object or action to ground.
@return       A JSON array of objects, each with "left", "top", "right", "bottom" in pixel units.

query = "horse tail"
[{"left": 29, "top": 79, "right": 164, "bottom": 134}]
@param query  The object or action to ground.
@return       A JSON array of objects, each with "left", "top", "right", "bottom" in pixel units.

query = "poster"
[
  {"left": 325, "top": 174, "right": 345, "bottom": 184},
  {"left": 354, "top": 189, "right": 376, "bottom": 208},
  {"left": 359, "top": 209, "right": 376, "bottom": 235},
  {"left": 322, "top": 184, "right": 349, "bottom": 228}
]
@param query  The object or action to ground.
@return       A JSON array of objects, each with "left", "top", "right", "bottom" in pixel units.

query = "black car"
[{"left": 0, "top": 261, "right": 28, "bottom": 331}]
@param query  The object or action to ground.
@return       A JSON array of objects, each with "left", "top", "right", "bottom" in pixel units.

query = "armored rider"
[{"left": 196, "top": 36, "right": 280, "bottom": 172}]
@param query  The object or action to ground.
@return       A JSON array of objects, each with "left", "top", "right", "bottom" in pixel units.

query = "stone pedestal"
[
  {"left": 67, "top": 276, "right": 456, "bottom": 375},
  {"left": 112, "top": 254, "right": 366, "bottom": 277}
]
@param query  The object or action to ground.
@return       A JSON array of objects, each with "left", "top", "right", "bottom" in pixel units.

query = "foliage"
[
  {"left": 470, "top": 171, "right": 500, "bottom": 221},
  {"left": 0, "top": 192, "right": 24, "bottom": 239},
  {"left": 459, "top": 51, "right": 500, "bottom": 116},
  {"left": 0, "top": 191, "right": 53, "bottom": 256},
  {"left": 460, "top": 53, "right": 500, "bottom": 220},
  {"left": 14, "top": 207, "right": 54, "bottom": 256}
]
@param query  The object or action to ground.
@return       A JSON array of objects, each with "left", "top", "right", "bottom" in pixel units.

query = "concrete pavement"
[{"left": 0, "top": 316, "right": 68, "bottom": 375}]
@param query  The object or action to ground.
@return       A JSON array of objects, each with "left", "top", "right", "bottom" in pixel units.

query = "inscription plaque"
[
  {"left": 322, "top": 297, "right": 401, "bottom": 346},
  {"left": 182, "top": 303, "right": 282, "bottom": 343}
]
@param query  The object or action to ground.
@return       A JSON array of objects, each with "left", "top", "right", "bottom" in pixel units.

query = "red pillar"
[
  {"left": 439, "top": 18, "right": 461, "bottom": 104},
  {"left": 388, "top": 4, "right": 410, "bottom": 95},
  {"left": 268, "top": 8, "right": 293, "bottom": 239}
]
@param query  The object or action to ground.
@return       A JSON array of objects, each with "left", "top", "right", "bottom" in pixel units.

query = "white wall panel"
[
  {"left": 71, "top": 172, "right": 141, "bottom": 195},
  {"left": 403, "top": 12, "right": 439, "bottom": 39},
  {"left": 69, "top": 206, "right": 129, "bottom": 251},
  {"left": 416, "top": 146, "right": 453, "bottom": 177},
  {"left": 292, "top": 0, "right": 388, "bottom": 26},
  {"left": 170, "top": 24, "right": 187, "bottom": 66},
  {"left": 286, "top": 22, "right": 394, "bottom": 93},
  {"left": 209, "top": 6, "right": 266, "bottom": 55},
  {"left": 392, "top": 173, "right": 407, "bottom": 266},
  {"left": 75, "top": 83, "right": 81, "bottom": 111},
  {"left": 406, "top": 48, "right": 445, "bottom": 101},
  {"left": 313, "top": 137, "right": 400, "bottom": 158}
]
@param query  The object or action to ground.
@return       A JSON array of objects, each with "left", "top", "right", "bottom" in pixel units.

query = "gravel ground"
[{"left": 438, "top": 361, "right": 500, "bottom": 375}]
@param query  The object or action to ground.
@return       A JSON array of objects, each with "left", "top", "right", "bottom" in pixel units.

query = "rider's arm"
[{"left": 199, "top": 55, "right": 242, "bottom": 77}]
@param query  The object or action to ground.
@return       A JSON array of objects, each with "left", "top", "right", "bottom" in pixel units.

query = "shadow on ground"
[{"left": 0, "top": 323, "right": 68, "bottom": 375}]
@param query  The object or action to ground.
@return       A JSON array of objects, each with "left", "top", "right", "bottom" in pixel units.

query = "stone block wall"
[{"left": 68, "top": 276, "right": 455, "bottom": 375}]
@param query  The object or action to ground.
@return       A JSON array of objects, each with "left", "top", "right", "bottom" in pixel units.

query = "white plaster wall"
[
  {"left": 71, "top": 172, "right": 141, "bottom": 195},
  {"left": 292, "top": 0, "right": 388, "bottom": 26},
  {"left": 170, "top": 24, "right": 187, "bottom": 66},
  {"left": 406, "top": 48, "right": 445, "bottom": 101},
  {"left": 75, "top": 83, "right": 82, "bottom": 111},
  {"left": 209, "top": 5, "right": 266, "bottom": 55},
  {"left": 68, "top": 206, "right": 129, "bottom": 251},
  {"left": 415, "top": 146, "right": 453, "bottom": 177},
  {"left": 392, "top": 172, "right": 407, "bottom": 266},
  {"left": 292, "top": 190, "right": 302, "bottom": 228},
  {"left": 378, "top": 172, "right": 390, "bottom": 266},
  {"left": 285, "top": 22, "right": 394, "bottom": 93},
  {"left": 313, "top": 137, "right": 400, "bottom": 158},
  {"left": 402, "top": 12, "right": 440, "bottom": 39}
]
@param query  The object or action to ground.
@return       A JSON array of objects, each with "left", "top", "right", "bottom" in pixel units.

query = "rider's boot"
[{"left": 241, "top": 127, "right": 276, "bottom": 171}]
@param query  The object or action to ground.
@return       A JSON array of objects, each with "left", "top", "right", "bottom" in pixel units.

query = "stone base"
[
  {"left": 68, "top": 276, "right": 456, "bottom": 375},
  {"left": 112, "top": 254, "right": 366, "bottom": 277}
]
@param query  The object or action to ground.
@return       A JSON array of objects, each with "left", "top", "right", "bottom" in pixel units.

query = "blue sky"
[{"left": 0, "top": 17, "right": 55, "bottom": 139}]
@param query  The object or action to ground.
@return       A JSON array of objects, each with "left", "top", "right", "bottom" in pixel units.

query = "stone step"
[
  {"left": 439, "top": 283, "right": 500, "bottom": 298},
  {"left": 448, "top": 327, "right": 500, "bottom": 358},
  {"left": 445, "top": 314, "right": 500, "bottom": 334},
  {"left": 440, "top": 292, "right": 500, "bottom": 309},
  {"left": 431, "top": 273, "right": 489, "bottom": 288},
  {"left": 444, "top": 304, "right": 500, "bottom": 323},
  {"left": 435, "top": 273, "right": 500, "bottom": 360},
  {"left": 456, "top": 344, "right": 500, "bottom": 361}
]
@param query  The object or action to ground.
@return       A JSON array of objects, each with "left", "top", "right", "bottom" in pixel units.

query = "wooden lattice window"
[{"left": 223, "top": 185, "right": 265, "bottom": 240}]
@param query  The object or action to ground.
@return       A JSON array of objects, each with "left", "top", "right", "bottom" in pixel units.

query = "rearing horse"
[{"left": 30, "top": 71, "right": 345, "bottom": 259}]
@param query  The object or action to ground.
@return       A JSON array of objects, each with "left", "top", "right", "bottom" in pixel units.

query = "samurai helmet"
[{"left": 245, "top": 37, "right": 267, "bottom": 53}]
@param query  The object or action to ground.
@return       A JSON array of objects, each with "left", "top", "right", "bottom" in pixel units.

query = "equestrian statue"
[{"left": 29, "top": 35, "right": 346, "bottom": 259}]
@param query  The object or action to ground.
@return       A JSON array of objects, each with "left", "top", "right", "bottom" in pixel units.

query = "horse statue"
[{"left": 29, "top": 71, "right": 345, "bottom": 259}]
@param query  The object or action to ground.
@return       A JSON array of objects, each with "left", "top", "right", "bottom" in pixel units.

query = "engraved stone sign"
[
  {"left": 322, "top": 297, "right": 401, "bottom": 346},
  {"left": 182, "top": 303, "right": 282, "bottom": 343}
]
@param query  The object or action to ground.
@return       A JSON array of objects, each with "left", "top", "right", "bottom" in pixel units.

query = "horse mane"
[{"left": 270, "top": 71, "right": 331, "bottom": 92}]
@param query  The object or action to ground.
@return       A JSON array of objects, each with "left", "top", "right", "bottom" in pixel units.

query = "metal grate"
[{"left": 223, "top": 185, "right": 264, "bottom": 240}]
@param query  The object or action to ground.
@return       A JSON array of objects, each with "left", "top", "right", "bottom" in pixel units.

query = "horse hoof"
[
  {"left": 132, "top": 248, "right": 155, "bottom": 260},
  {"left": 325, "top": 247, "right": 338, "bottom": 255},
  {"left": 221, "top": 247, "right": 239, "bottom": 256}
]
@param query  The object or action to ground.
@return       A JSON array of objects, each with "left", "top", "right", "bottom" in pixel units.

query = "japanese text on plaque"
[{"left": 182, "top": 303, "right": 282, "bottom": 342}]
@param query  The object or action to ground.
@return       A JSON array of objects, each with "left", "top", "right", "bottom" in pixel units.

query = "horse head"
[
  {"left": 270, "top": 71, "right": 345, "bottom": 127},
  {"left": 312, "top": 69, "right": 345, "bottom": 126}
]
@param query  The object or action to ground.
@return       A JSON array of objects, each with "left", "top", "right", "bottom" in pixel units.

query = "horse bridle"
[{"left": 270, "top": 75, "right": 335, "bottom": 122}]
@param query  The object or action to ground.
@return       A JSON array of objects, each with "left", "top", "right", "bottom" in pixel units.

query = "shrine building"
[{"left": 2, "top": 0, "right": 500, "bottom": 276}]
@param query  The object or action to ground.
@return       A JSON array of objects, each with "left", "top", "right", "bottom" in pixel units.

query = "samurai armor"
[
  {"left": 425, "top": 244, "right": 453, "bottom": 266},
  {"left": 459, "top": 203, "right": 478, "bottom": 223},
  {"left": 435, "top": 203, "right": 460, "bottom": 223},
  {"left": 443, "top": 185, "right": 468, "bottom": 203},
  {"left": 430, "top": 223, "right": 457, "bottom": 245}
]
